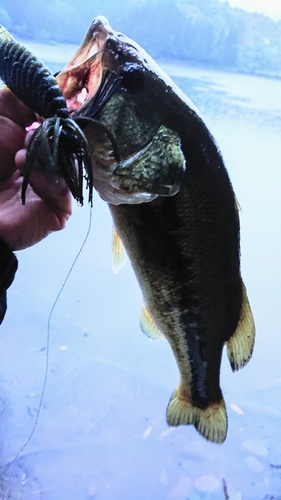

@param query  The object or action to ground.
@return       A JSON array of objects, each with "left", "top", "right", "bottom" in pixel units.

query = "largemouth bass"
[{"left": 57, "top": 16, "right": 255, "bottom": 443}]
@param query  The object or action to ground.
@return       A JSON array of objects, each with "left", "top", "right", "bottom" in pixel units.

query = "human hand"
[{"left": 0, "top": 88, "right": 72, "bottom": 250}]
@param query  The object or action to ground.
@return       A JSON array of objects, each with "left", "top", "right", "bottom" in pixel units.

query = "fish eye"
[{"left": 120, "top": 62, "right": 145, "bottom": 93}]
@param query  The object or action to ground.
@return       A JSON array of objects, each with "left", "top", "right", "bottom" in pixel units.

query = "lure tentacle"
[
  {"left": 0, "top": 25, "right": 93, "bottom": 205},
  {"left": 22, "top": 117, "right": 93, "bottom": 205},
  {"left": 75, "top": 116, "right": 121, "bottom": 163}
]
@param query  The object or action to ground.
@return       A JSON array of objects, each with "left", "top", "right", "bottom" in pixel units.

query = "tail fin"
[
  {"left": 226, "top": 282, "right": 255, "bottom": 372},
  {"left": 166, "top": 386, "right": 227, "bottom": 443}
]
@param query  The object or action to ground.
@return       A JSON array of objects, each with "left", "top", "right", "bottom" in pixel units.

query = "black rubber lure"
[{"left": 0, "top": 25, "right": 93, "bottom": 205}]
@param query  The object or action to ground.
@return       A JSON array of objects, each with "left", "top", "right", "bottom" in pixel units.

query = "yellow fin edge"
[
  {"left": 226, "top": 282, "right": 255, "bottom": 372},
  {"left": 166, "top": 387, "right": 227, "bottom": 444},
  {"left": 140, "top": 303, "right": 165, "bottom": 340},
  {"left": 112, "top": 226, "right": 127, "bottom": 274}
]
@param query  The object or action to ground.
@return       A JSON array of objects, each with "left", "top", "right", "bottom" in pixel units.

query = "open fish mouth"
[
  {"left": 56, "top": 16, "right": 110, "bottom": 111},
  {"left": 56, "top": 16, "right": 135, "bottom": 114}
]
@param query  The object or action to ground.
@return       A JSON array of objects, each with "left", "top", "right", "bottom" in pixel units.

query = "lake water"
[{"left": 0, "top": 42, "right": 280, "bottom": 499}]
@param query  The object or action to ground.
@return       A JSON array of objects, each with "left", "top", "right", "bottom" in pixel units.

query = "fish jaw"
[
  {"left": 55, "top": 15, "right": 199, "bottom": 121},
  {"left": 56, "top": 16, "right": 111, "bottom": 109},
  {"left": 56, "top": 16, "right": 140, "bottom": 113}
]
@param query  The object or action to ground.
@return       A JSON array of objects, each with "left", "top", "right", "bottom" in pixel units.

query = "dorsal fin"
[
  {"left": 112, "top": 226, "right": 127, "bottom": 273},
  {"left": 139, "top": 303, "right": 164, "bottom": 340},
  {"left": 226, "top": 282, "right": 255, "bottom": 372}
]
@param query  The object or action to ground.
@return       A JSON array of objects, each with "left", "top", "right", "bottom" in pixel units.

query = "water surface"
[{"left": 0, "top": 43, "right": 280, "bottom": 499}]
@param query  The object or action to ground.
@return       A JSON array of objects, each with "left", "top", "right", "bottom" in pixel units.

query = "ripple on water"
[
  {"left": 245, "top": 456, "right": 265, "bottom": 473},
  {"left": 242, "top": 439, "right": 268, "bottom": 456},
  {"left": 194, "top": 474, "right": 220, "bottom": 492}
]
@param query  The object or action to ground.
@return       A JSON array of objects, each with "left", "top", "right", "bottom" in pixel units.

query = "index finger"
[
  {"left": 0, "top": 89, "right": 36, "bottom": 179},
  {"left": 0, "top": 87, "right": 35, "bottom": 127}
]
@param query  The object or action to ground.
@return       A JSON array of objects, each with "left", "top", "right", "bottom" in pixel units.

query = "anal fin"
[
  {"left": 140, "top": 303, "right": 165, "bottom": 340},
  {"left": 166, "top": 386, "right": 227, "bottom": 444},
  {"left": 112, "top": 226, "right": 127, "bottom": 273},
  {"left": 226, "top": 282, "right": 255, "bottom": 372}
]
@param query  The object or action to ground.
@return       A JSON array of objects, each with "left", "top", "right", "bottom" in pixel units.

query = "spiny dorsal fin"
[
  {"left": 139, "top": 303, "right": 165, "bottom": 340},
  {"left": 226, "top": 282, "right": 255, "bottom": 372},
  {"left": 166, "top": 386, "right": 227, "bottom": 444},
  {"left": 112, "top": 226, "right": 127, "bottom": 274}
]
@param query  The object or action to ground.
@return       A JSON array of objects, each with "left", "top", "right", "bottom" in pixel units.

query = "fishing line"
[{"left": 5, "top": 204, "right": 93, "bottom": 473}]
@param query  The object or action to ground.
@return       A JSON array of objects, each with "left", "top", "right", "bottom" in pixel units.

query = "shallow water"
[{"left": 0, "top": 44, "right": 281, "bottom": 499}]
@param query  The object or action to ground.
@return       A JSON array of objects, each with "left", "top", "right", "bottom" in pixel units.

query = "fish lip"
[
  {"left": 56, "top": 16, "right": 129, "bottom": 111},
  {"left": 56, "top": 17, "right": 111, "bottom": 107},
  {"left": 58, "top": 16, "right": 114, "bottom": 76},
  {"left": 56, "top": 16, "right": 143, "bottom": 113}
]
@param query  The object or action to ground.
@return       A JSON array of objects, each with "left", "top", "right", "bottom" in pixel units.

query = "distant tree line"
[{"left": 0, "top": 0, "right": 280, "bottom": 77}]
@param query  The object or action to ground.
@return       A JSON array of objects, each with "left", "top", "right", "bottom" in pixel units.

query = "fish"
[
  {"left": 0, "top": 24, "right": 93, "bottom": 205},
  {"left": 58, "top": 16, "right": 255, "bottom": 443}
]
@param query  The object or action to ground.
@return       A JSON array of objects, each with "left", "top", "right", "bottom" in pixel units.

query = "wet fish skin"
[
  {"left": 112, "top": 125, "right": 185, "bottom": 197},
  {"left": 58, "top": 16, "right": 255, "bottom": 443}
]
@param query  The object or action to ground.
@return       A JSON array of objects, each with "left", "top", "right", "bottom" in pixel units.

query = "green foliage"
[
  {"left": 0, "top": 0, "right": 280, "bottom": 76},
  {"left": 130, "top": 0, "right": 281, "bottom": 76}
]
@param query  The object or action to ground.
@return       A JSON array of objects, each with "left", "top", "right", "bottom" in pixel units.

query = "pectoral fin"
[
  {"left": 140, "top": 303, "right": 164, "bottom": 340},
  {"left": 112, "top": 226, "right": 127, "bottom": 273},
  {"left": 226, "top": 282, "right": 255, "bottom": 372},
  {"left": 166, "top": 386, "right": 227, "bottom": 443}
]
